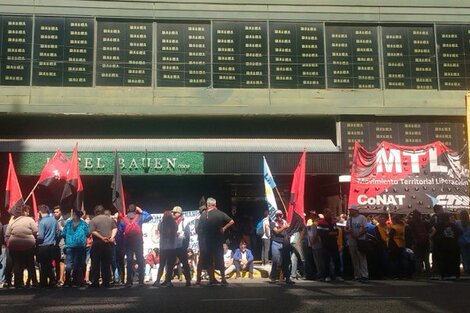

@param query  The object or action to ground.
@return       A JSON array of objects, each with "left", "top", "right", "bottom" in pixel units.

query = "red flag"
[
  {"left": 287, "top": 150, "right": 306, "bottom": 229},
  {"left": 5, "top": 153, "right": 24, "bottom": 216},
  {"left": 31, "top": 191, "right": 38, "bottom": 222},
  {"left": 111, "top": 151, "right": 126, "bottom": 214},
  {"left": 38, "top": 149, "right": 70, "bottom": 186},
  {"left": 61, "top": 144, "right": 84, "bottom": 209}
]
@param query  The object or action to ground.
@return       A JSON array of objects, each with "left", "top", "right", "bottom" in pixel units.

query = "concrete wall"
[{"left": 0, "top": 1, "right": 467, "bottom": 116}]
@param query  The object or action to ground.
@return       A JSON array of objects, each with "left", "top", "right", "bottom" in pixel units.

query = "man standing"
[
  {"left": 89, "top": 205, "right": 117, "bottom": 288},
  {"left": 317, "top": 208, "right": 343, "bottom": 281},
  {"left": 121, "top": 204, "right": 151, "bottom": 287},
  {"left": 199, "top": 197, "right": 234, "bottom": 286},
  {"left": 172, "top": 206, "right": 192, "bottom": 286},
  {"left": 53, "top": 206, "right": 66, "bottom": 286},
  {"left": 260, "top": 210, "right": 271, "bottom": 266},
  {"left": 345, "top": 205, "right": 369, "bottom": 283},
  {"left": 37, "top": 205, "right": 59, "bottom": 288}
]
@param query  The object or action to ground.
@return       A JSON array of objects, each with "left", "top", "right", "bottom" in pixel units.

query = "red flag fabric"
[
  {"left": 61, "top": 144, "right": 84, "bottom": 209},
  {"left": 287, "top": 150, "right": 306, "bottom": 228},
  {"left": 31, "top": 191, "right": 38, "bottom": 222},
  {"left": 38, "top": 149, "right": 70, "bottom": 186},
  {"left": 111, "top": 151, "right": 126, "bottom": 215},
  {"left": 5, "top": 153, "right": 24, "bottom": 216}
]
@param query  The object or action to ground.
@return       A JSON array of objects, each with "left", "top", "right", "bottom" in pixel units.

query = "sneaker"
[
  {"left": 152, "top": 281, "right": 161, "bottom": 287},
  {"left": 161, "top": 282, "right": 173, "bottom": 288},
  {"left": 268, "top": 278, "right": 278, "bottom": 284},
  {"left": 221, "top": 280, "right": 228, "bottom": 286},
  {"left": 138, "top": 282, "right": 145, "bottom": 287},
  {"left": 195, "top": 280, "right": 201, "bottom": 286},
  {"left": 325, "top": 277, "right": 332, "bottom": 282},
  {"left": 185, "top": 281, "right": 191, "bottom": 287},
  {"left": 125, "top": 282, "right": 132, "bottom": 288},
  {"left": 285, "top": 279, "right": 295, "bottom": 285},
  {"left": 358, "top": 277, "right": 369, "bottom": 283}
]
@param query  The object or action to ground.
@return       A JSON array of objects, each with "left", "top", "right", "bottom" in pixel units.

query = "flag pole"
[
  {"left": 24, "top": 180, "right": 40, "bottom": 203},
  {"left": 274, "top": 187, "right": 287, "bottom": 214}
]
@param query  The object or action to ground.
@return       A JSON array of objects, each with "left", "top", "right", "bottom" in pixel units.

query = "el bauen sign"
[{"left": 17, "top": 152, "right": 204, "bottom": 175}]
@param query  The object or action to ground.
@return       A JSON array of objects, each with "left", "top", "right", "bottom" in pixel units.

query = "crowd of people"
[
  {"left": 298, "top": 204, "right": 470, "bottom": 282},
  {"left": 1, "top": 199, "right": 470, "bottom": 290}
]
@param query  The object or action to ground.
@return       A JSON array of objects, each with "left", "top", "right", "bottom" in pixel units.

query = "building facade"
[{"left": 0, "top": 0, "right": 468, "bottom": 217}]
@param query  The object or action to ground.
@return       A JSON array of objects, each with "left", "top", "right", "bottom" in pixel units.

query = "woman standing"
[
  {"left": 62, "top": 210, "right": 89, "bottom": 287},
  {"left": 153, "top": 211, "right": 177, "bottom": 287},
  {"left": 5, "top": 205, "right": 38, "bottom": 289},
  {"left": 456, "top": 210, "right": 470, "bottom": 275}
]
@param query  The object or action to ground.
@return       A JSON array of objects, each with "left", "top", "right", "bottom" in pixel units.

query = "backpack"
[
  {"left": 256, "top": 219, "right": 264, "bottom": 236},
  {"left": 123, "top": 215, "right": 142, "bottom": 241}
]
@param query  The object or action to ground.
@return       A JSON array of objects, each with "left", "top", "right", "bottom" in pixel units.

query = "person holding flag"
[
  {"left": 263, "top": 156, "right": 279, "bottom": 220},
  {"left": 261, "top": 157, "right": 283, "bottom": 267},
  {"left": 269, "top": 210, "right": 293, "bottom": 285},
  {"left": 286, "top": 150, "right": 307, "bottom": 281}
]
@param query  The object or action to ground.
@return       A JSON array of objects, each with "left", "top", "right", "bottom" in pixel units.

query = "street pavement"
[{"left": 0, "top": 278, "right": 469, "bottom": 313}]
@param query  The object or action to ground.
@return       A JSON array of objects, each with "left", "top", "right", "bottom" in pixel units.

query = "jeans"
[
  {"left": 261, "top": 239, "right": 270, "bottom": 265},
  {"left": 0, "top": 246, "right": 6, "bottom": 283},
  {"left": 175, "top": 246, "right": 191, "bottom": 282},
  {"left": 234, "top": 259, "right": 253, "bottom": 276},
  {"left": 312, "top": 248, "right": 326, "bottom": 279},
  {"left": 156, "top": 249, "right": 176, "bottom": 284},
  {"left": 349, "top": 239, "right": 369, "bottom": 279},
  {"left": 65, "top": 247, "right": 86, "bottom": 285},
  {"left": 323, "top": 247, "right": 342, "bottom": 279},
  {"left": 125, "top": 240, "right": 144, "bottom": 284},
  {"left": 270, "top": 241, "right": 291, "bottom": 281},
  {"left": 37, "top": 245, "right": 57, "bottom": 287},
  {"left": 10, "top": 248, "right": 37, "bottom": 288},
  {"left": 90, "top": 241, "right": 113, "bottom": 286}
]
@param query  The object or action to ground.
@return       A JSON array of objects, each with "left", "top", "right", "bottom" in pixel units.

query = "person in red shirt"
[{"left": 144, "top": 248, "right": 159, "bottom": 282}]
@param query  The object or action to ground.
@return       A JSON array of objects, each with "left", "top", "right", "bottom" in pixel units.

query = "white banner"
[{"left": 142, "top": 210, "right": 200, "bottom": 254}]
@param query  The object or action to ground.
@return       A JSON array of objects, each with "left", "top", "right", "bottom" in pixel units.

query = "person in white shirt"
[
  {"left": 222, "top": 243, "right": 235, "bottom": 277},
  {"left": 345, "top": 205, "right": 369, "bottom": 282},
  {"left": 261, "top": 210, "right": 271, "bottom": 266}
]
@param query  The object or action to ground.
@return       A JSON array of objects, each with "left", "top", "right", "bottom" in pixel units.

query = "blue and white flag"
[{"left": 263, "top": 156, "right": 278, "bottom": 220}]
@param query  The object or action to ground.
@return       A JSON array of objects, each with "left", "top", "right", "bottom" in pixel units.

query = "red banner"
[{"left": 348, "top": 141, "right": 469, "bottom": 214}]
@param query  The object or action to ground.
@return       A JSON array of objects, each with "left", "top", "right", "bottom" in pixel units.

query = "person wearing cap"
[
  {"left": 172, "top": 206, "right": 192, "bottom": 286},
  {"left": 269, "top": 210, "right": 294, "bottom": 284},
  {"left": 120, "top": 204, "right": 152, "bottom": 287},
  {"left": 345, "top": 205, "right": 369, "bottom": 282},
  {"left": 62, "top": 210, "right": 89, "bottom": 287}
]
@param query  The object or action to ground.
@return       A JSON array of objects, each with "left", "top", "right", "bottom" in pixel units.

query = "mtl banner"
[{"left": 348, "top": 141, "right": 469, "bottom": 214}]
